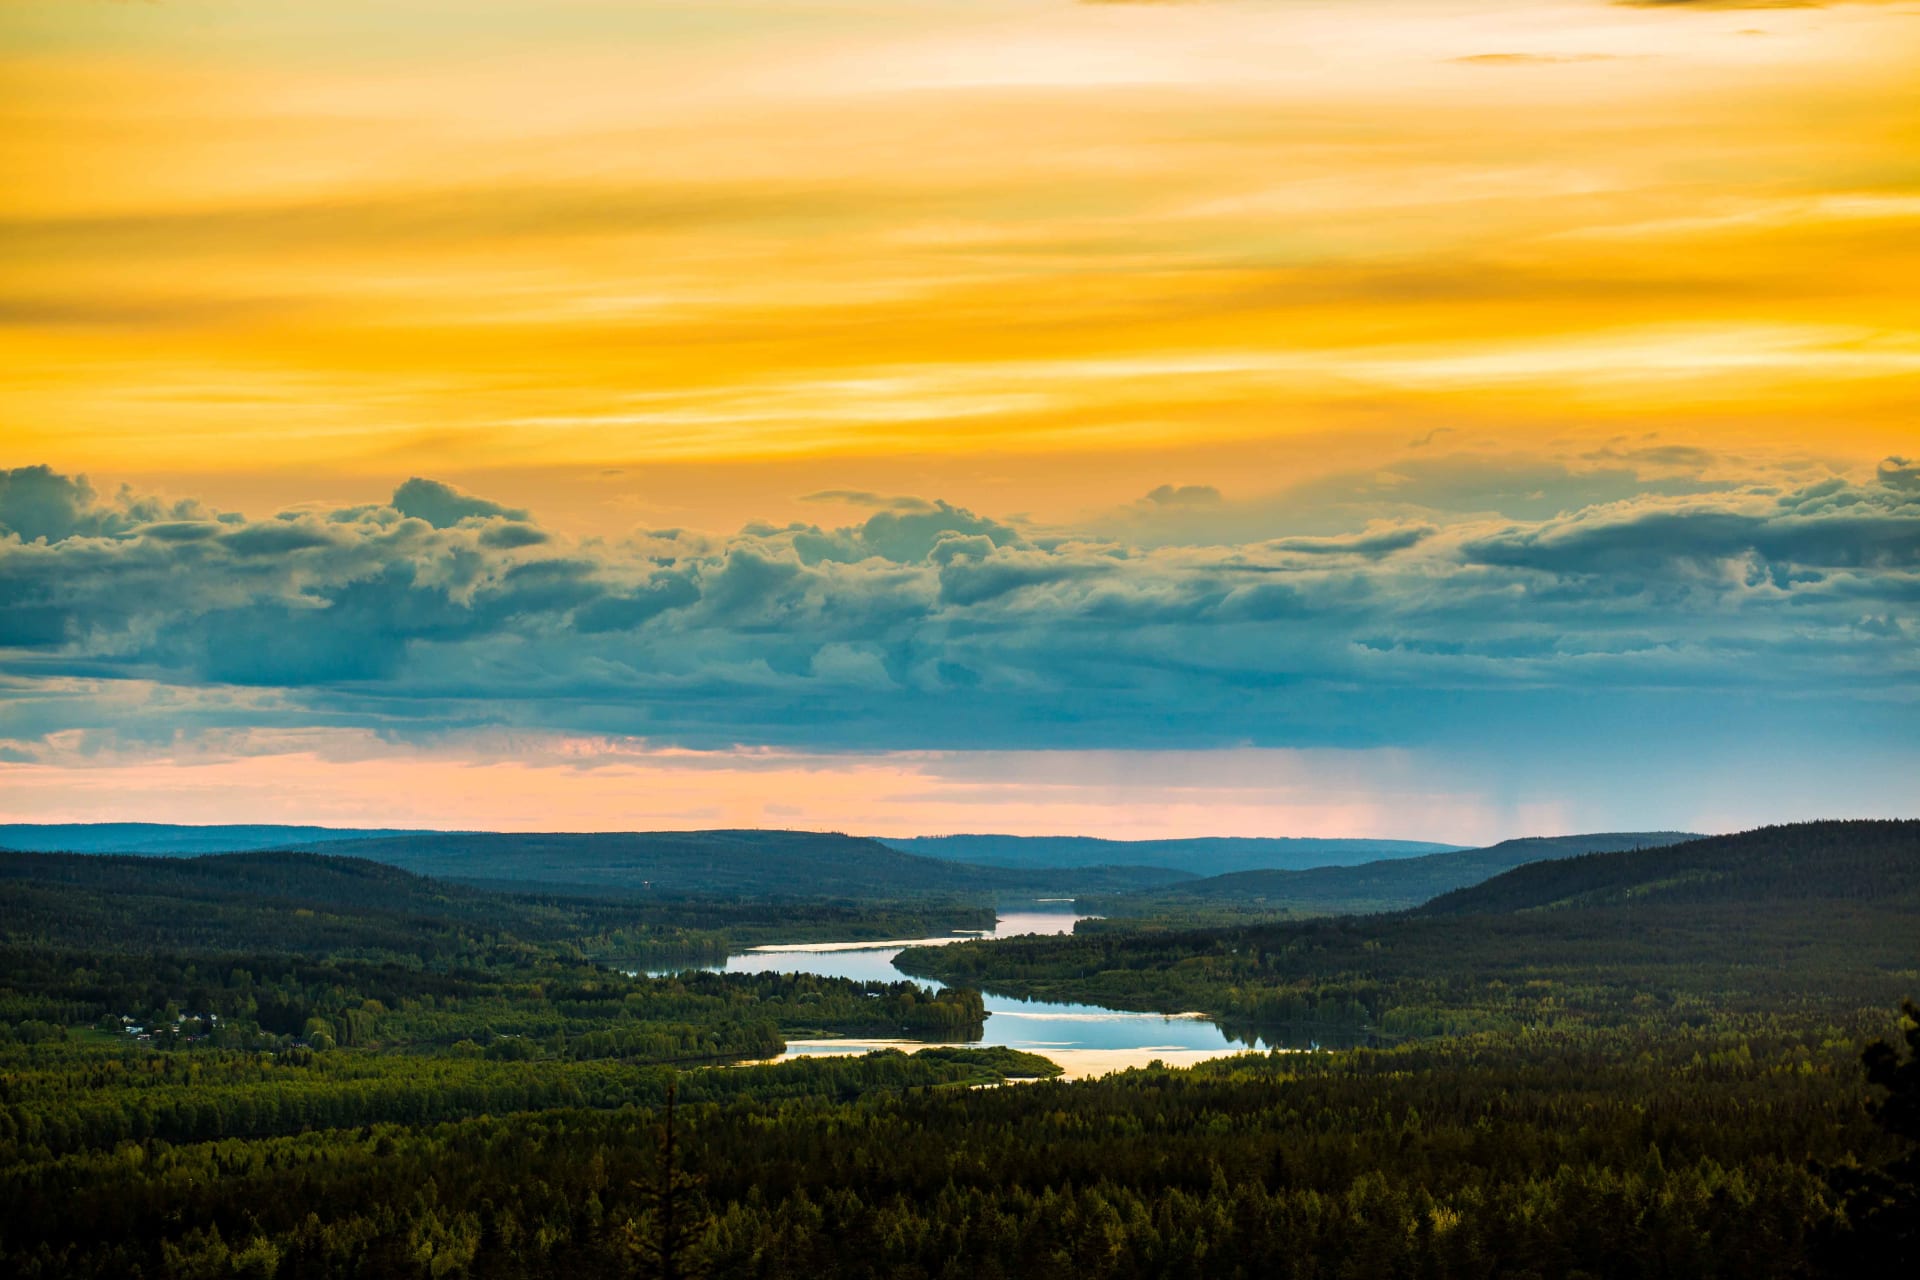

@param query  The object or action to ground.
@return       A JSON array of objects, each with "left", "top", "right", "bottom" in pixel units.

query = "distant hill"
[
  {"left": 0, "top": 824, "right": 1463, "bottom": 880},
  {"left": 1, "top": 846, "right": 448, "bottom": 908},
  {"left": 1106, "top": 832, "right": 1700, "bottom": 915},
  {"left": 899, "top": 820, "right": 1920, "bottom": 1032},
  {"left": 1420, "top": 820, "right": 1920, "bottom": 917},
  {"left": 0, "top": 824, "right": 1195, "bottom": 899},
  {"left": 880, "top": 834, "right": 1462, "bottom": 877},
  {"left": 0, "top": 822, "right": 438, "bottom": 855},
  {"left": 0, "top": 847, "right": 1011, "bottom": 962},
  {"left": 0, "top": 847, "right": 516, "bottom": 957},
  {"left": 314, "top": 829, "right": 1192, "bottom": 899}
]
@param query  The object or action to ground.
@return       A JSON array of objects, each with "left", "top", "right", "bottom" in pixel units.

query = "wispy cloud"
[
  {"left": 800, "top": 490, "right": 937, "bottom": 512},
  {"left": 1451, "top": 53, "right": 1626, "bottom": 65}
]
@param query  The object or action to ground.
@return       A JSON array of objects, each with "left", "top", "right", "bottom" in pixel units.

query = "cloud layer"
[{"left": 2, "top": 461, "right": 1915, "bottom": 764}]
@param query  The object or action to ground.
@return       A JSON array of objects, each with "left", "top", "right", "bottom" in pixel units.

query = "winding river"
[{"left": 646, "top": 904, "right": 1277, "bottom": 1080}]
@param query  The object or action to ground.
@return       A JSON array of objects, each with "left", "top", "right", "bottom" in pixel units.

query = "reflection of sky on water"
[
  {"left": 643, "top": 904, "right": 1267, "bottom": 1061},
  {"left": 977, "top": 1001, "right": 1242, "bottom": 1054}
]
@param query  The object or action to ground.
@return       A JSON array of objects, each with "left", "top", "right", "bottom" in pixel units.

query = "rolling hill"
[
  {"left": 899, "top": 820, "right": 1920, "bottom": 1034},
  {"left": 879, "top": 834, "right": 1461, "bottom": 877},
  {"left": 1421, "top": 819, "right": 1920, "bottom": 916},
  {"left": 0, "top": 824, "right": 1197, "bottom": 899},
  {"left": 0, "top": 847, "right": 528, "bottom": 957},
  {"left": 0, "top": 822, "right": 439, "bottom": 855},
  {"left": 311, "top": 829, "right": 1193, "bottom": 898},
  {"left": 1100, "top": 831, "right": 1700, "bottom": 915}
]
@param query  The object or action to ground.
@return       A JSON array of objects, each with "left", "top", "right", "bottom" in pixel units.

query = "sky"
[{"left": 1, "top": 0, "right": 1917, "bottom": 842}]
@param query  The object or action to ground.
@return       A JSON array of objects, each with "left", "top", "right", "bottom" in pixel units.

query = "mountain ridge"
[
  {"left": 0, "top": 822, "right": 442, "bottom": 855},
  {"left": 305, "top": 828, "right": 1193, "bottom": 899},
  {"left": 1418, "top": 819, "right": 1920, "bottom": 916},
  {"left": 1099, "top": 831, "right": 1702, "bottom": 915},
  {"left": 880, "top": 834, "right": 1463, "bottom": 878}
]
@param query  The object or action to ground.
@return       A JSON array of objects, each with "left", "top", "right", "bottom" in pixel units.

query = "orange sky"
[
  {"left": 4, "top": 0, "right": 1918, "bottom": 531},
  {"left": 2, "top": 0, "right": 1917, "bottom": 836}
]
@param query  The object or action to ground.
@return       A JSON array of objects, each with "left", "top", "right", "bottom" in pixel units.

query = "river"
[{"left": 643, "top": 903, "right": 1279, "bottom": 1080}]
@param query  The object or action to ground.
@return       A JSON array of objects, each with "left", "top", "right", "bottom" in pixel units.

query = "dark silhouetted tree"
[
  {"left": 1824, "top": 999, "right": 1920, "bottom": 1271},
  {"left": 621, "top": 1079, "right": 712, "bottom": 1280}
]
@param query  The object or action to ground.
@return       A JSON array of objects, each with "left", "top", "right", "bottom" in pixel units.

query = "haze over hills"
[
  {"left": 0, "top": 824, "right": 1185, "bottom": 897},
  {"left": 1102, "top": 832, "right": 1701, "bottom": 916},
  {"left": 0, "top": 823, "right": 440, "bottom": 856},
  {"left": 311, "top": 829, "right": 1193, "bottom": 899},
  {"left": 881, "top": 834, "right": 1462, "bottom": 878},
  {"left": 4, "top": 824, "right": 1458, "bottom": 876},
  {"left": 0, "top": 823, "right": 1726, "bottom": 906}
]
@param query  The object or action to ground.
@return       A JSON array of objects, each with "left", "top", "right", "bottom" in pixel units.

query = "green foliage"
[
  {"left": 301, "top": 829, "right": 1184, "bottom": 898},
  {"left": 0, "top": 958, "right": 993, "bottom": 1157},
  {"left": 1821, "top": 998, "right": 1920, "bottom": 1268},
  {"left": 1092, "top": 831, "right": 1698, "bottom": 919},
  {"left": 0, "top": 1021, "right": 1902, "bottom": 1278},
  {"left": 901, "top": 821, "right": 1920, "bottom": 1040},
  {"left": 1, "top": 823, "right": 1914, "bottom": 1276},
  {"left": 0, "top": 848, "right": 996, "bottom": 967},
  {"left": 1421, "top": 820, "right": 1920, "bottom": 916},
  {"left": 0, "top": 851, "right": 994, "bottom": 1166}
]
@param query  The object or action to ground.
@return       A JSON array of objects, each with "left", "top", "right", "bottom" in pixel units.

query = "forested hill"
[
  {"left": 1, "top": 848, "right": 530, "bottom": 958},
  {"left": 1421, "top": 819, "right": 1920, "bottom": 916},
  {"left": 0, "top": 822, "right": 436, "bottom": 855},
  {"left": 0, "top": 847, "right": 997, "bottom": 963},
  {"left": 900, "top": 820, "right": 1920, "bottom": 1037},
  {"left": 880, "top": 834, "right": 1460, "bottom": 876},
  {"left": 1102, "top": 830, "right": 1698, "bottom": 915},
  {"left": 0, "top": 823, "right": 1468, "bottom": 886},
  {"left": 0, "top": 825, "right": 1196, "bottom": 899},
  {"left": 0, "top": 847, "right": 659, "bottom": 957},
  {"left": 312, "top": 828, "right": 1191, "bottom": 898}
]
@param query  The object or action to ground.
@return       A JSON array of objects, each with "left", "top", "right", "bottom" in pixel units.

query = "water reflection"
[{"left": 640, "top": 904, "right": 1292, "bottom": 1077}]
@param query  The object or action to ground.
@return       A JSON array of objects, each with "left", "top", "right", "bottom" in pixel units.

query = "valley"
[{"left": 1, "top": 820, "right": 1914, "bottom": 1276}]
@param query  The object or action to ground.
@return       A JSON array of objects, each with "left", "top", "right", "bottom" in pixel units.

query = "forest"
[
  {"left": 266, "top": 830, "right": 1189, "bottom": 898},
  {"left": 0, "top": 848, "right": 997, "bottom": 967},
  {"left": 1082, "top": 832, "right": 1698, "bottom": 920},
  {"left": 900, "top": 821, "right": 1920, "bottom": 1038},
  {"left": 0, "top": 821, "right": 1915, "bottom": 1276}
]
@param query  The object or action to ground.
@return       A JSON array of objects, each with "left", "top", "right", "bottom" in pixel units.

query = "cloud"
[
  {"left": 1452, "top": 54, "right": 1624, "bottom": 65},
  {"left": 1583, "top": 443, "right": 1720, "bottom": 469},
  {"left": 390, "top": 477, "right": 529, "bottom": 529},
  {"left": 573, "top": 575, "right": 703, "bottom": 634},
  {"left": 0, "top": 181, "right": 897, "bottom": 265},
  {"left": 1615, "top": 0, "right": 1820, "bottom": 8},
  {"left": 0, "top": 466, "right": 112, "bottom": 543},
  {"left": 800, "top": 490, "right": 936, "bottom": 512},
  {"left": 1142, "top": 483, "right": 1223, "bottom": 507},
  {"left": 1295, "top": 453, "right": 1735, "bottom": 522},
  {"left": 1463, "top": 487, "right": 1920, "bottom": 575},
  {"left": 478, "top": 522, "right": 551, "bottom": 549},
  {"left": 936, "top": 545, "right": 1111, "bottom": 607},
  {"left": 0, "top": 465, "right": 1915, "bottom": 759},
  {"left": 220, "top": 523, "right": 340, "bottom": 557},
  {"left": 0, "top": 465, "right": 221, "bottom": 543},
  {"left": 1100, "top": 450, "right": 1743, "bottom": 548},
  {"left": 1879, "top": 456, "right": 1920, "bottom": 493},
  {"left": 794, "top": 499, "right": 1022, "bottom": 565},
  {"left": 1264, "top": 524, "right": 1437, "bottom": 557}
]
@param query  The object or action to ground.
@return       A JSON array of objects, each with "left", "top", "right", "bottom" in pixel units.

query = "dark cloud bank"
[{"left": 0, "top": 461, "right": 1915, "bottom": 755}]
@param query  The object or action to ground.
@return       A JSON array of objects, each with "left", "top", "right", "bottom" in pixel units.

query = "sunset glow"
[{"left": 3, "top": 0, "right": 1917, "bottom": 835}]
